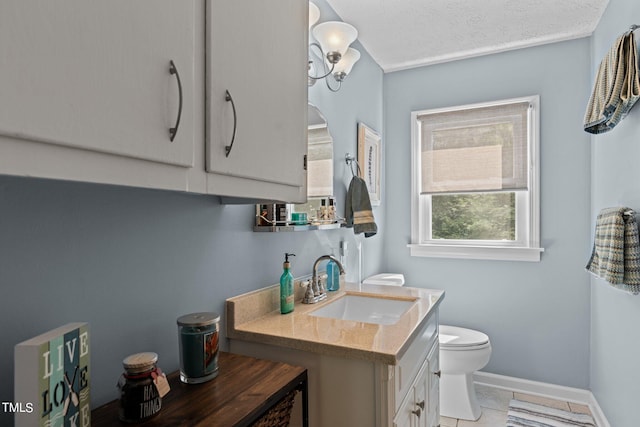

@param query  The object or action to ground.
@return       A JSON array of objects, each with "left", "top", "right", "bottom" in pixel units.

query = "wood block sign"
[{"left": 14, "top": 322, "right": 90, "bottom": 427}]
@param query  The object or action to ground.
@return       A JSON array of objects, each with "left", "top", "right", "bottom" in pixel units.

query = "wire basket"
[{"left": 250, "top": 390, "right": 298, "bottom": 427}]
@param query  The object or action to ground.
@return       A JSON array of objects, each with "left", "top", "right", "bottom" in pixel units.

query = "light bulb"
[{"left": 312, "top": 21, "right": 358, "bottom": 64}]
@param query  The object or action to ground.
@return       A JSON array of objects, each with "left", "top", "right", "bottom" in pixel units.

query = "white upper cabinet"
[
  {"left": 0, "top": 0, "right": 195, "bottom": 189},
  {"left": 0, "top": 0, "right": 308, "bottom": 201},
  {"left": 206, "top": 0, "right": 308, "bottom": 202}
]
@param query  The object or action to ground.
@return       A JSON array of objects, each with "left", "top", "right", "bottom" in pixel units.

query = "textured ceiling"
[{"left": 325, "top": 0, "right": 610, "bottom": 72}]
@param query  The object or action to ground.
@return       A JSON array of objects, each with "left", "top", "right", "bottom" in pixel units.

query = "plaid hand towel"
[
  {"left": 584, "top": 32, "right": 640, "bottom": 134},
  {"left": 586, "top": 207, "right": 640, "bottom": 294}
]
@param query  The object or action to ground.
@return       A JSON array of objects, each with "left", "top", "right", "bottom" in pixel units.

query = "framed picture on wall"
[{"left": 357, "top": 122, "right": 381, "bottom": 206}]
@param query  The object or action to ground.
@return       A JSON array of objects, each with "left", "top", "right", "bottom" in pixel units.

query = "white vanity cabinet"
[
  {"left": 395, "top": 362, "right": 428, "bottom": 427},
  {"left": 205, "top": 0, "right": 308, "bottom": 202},
  {"left": 384, "top": 309, "right": 439, "bottom": 427},
  {"left": 230, "top": 308, "right": 440, "bottom": 427},
  {"left": 0, "top": 0, "right": 196, "bottom": 191},
  {"left": 426, "top": 344, "right": 440, "bottom": 427},
  {"left": 395, "top": 344, "right": 440, "bottom": 427}
]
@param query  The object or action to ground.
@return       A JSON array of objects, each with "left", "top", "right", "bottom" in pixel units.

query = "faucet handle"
[
  {"left": 303, "top": 282, "right": 316, "bottom": 303},
  {"left": 316, "top": 276, "right": 327, "bottom": 294},
  {"left": 312, "top": 277, "right": 322, "bottom": 296}
]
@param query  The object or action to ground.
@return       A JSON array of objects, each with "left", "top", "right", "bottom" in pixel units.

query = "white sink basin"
[{"left": 309, "top": 294, "right": 415, "bottom": 325}]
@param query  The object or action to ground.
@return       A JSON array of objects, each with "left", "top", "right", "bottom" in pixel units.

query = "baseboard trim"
[{"left": 474, "top": 371, "right": 610, "bottom": 427}]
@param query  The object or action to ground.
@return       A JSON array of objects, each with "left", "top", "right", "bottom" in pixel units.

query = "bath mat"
[{"left": 506, "top": 399, "right": 596, "bottom": 427}]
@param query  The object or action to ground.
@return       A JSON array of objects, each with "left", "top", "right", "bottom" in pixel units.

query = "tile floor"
[{"left": 440, "top": 384, "right": 595, "bottom": 427}]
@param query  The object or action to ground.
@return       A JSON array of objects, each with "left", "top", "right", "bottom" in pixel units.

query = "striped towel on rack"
[
  {"left": 586, "top": 207, "right": 640, "bottom": 294},
  {"left": 584, "top": 31, "right": 640, "bottom": 134},
  {"left": 345, "top": 175, "right": 377, "bottom": 238}
]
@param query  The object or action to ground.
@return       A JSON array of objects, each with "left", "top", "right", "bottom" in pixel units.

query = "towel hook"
[
  {"left": 628, "top": 24, "right": 639, "bottom": 33},
  {"left": 345, "top": 153, "right": 361, "bottom": 177}
]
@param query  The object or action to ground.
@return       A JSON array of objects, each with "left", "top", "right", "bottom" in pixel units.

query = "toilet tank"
[{"left": 362, "top": 273, "right": 405, "bottom": 286}]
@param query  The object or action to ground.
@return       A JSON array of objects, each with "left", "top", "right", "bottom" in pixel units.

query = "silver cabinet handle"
[
  {"left": 224, "top": 90, "right": 237, "bottom": 157},
  {"left": 169, "top": 60, "right": 183, "bottom": 142}
]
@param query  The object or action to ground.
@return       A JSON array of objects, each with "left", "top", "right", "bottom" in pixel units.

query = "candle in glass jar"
[{"left": 177, "top": 312, "right": 220, "bottom": 384}]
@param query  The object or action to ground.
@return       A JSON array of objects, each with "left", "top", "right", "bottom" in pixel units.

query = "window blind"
[{"left": 418, "top": 101, "right": 530, "bottom": 195}]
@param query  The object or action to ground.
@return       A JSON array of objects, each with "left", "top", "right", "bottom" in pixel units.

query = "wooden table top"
[{"left": 92, "top": 351, "right": 307, "bottom": 427}]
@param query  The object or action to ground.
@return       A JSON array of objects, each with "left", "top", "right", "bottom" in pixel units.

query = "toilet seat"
[{"left": 440, "top": 325, "right": 490, "bottom": 350}]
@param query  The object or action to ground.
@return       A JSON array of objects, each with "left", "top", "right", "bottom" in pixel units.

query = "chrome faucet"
[{"left": 303, "top": 255, "right": 346, "bottom": 304}]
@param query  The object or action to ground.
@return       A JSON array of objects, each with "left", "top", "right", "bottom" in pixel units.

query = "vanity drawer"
[{"left": 393, "top": 308, "right": 438, "bottom": 412}]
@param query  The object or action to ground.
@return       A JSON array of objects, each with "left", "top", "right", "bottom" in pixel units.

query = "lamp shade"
[
  {"left": 309, "top": 2, "right": 320, "bottom": 29},
  {"left": 312, "top": 21, "right": 358, "bottom": 59},
  {"left": 333, "top": 48, "right": 360, "bottom": 76}
]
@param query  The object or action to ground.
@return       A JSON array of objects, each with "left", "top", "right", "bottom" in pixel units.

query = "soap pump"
[
  {"left": 280, "top": 253, "right": 296, "bottom": 314},
  {"left": 326, "top": 251, "right": 340, "bottom": 292}
]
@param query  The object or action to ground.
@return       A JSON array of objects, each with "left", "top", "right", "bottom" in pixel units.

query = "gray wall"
[
  {"left": 308, "top": 0, "right": 386, "bottom": 283},
  {"left": 0, "top": 0, "right": 384, "bottom": 422},
  {"left": 383, "top": 39, "right": 593, "bottom": 388},
  {"left": 589, "top": 1, "right": 640, "bottom": 426}
]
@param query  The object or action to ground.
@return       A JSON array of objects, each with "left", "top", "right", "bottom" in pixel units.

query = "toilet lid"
[
  {"left": 439, "top": 325, "right": 489, "bottom": 348},
  {"left": 362, "top": 273, "right": 405, "bottom": 286}
]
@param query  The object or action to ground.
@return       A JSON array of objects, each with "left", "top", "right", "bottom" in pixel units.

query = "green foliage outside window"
[{"left": 432, "top": 192, "right": 516, "bottom": 240}]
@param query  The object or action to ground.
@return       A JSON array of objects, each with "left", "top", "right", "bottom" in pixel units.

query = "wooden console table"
[{"left": 92, "top": 351, "right": 308, "bottom": 427}]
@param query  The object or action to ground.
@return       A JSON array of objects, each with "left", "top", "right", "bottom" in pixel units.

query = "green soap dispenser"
[{"left": 280, "top": 253, "right": 296, "bottom": 314}]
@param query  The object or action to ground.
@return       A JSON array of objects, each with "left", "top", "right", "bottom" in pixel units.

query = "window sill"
[{"left": 407, "top": 244, "right": 544, "bottom": 262}]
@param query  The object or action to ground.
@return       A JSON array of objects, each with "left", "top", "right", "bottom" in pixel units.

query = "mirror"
[
  {"left": 253, "top": 104, "right": 338, "bottom": 231},
  {"left": 307, "top": 103, "right": 334, "bottom": 197}
]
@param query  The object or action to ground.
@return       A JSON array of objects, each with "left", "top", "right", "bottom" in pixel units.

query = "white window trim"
[{"left": 408, "top": 95, "right": 544, "bottom": 262}]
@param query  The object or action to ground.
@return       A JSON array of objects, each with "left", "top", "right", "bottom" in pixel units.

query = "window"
[{"left": 408, "top": 96, "right": 542, "bottom": 261}]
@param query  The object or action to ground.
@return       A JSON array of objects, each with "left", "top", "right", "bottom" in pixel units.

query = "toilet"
[
  {"left": 362, "top": 274, "right": 492, "bottom": 421},
  {"left": 439, "top": 325, "right": 491, "bottom": 421}
]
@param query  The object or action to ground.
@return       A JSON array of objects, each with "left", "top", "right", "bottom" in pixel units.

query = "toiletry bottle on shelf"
[
  {"left": 318, "top": 199, "right": 327, "bottom": 221},
  {"left": 326, "top": 256, "right": 340, "bottom": 292},
  {"left": 280, "top": 253, "right": 296, "bottom": 314},
  {"left": 328, "top": 197, "right": 336, "bottom": 222}
]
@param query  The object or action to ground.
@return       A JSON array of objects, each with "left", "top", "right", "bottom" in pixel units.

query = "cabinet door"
[
  {"left": 427, "top": 343, "right": 440, "bottom": 427},
  {"left": 0, "top": 0, "right": 194, "bottom": 168},
  {"left": 394, "top": 392, "right": 418, "bottom": 427},
  {"left": 414, "top": 361, "right": 429, "bottom": 427},
  {"left": 206, "top": 0, "right": 307, "bottom": 195},
  {"left": 395, "top": 360, "right": 429, "bottom": 427}
]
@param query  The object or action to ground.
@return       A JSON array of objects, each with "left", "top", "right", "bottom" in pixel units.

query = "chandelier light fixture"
[{"left": 308, "top": 2, "right": 360, "bottom": 92}]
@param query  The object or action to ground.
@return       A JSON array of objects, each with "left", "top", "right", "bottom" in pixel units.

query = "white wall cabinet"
[
  {"left": 0, "top": 0, "right": 196, "bottom": 190},
  {"left": 230, "top": 309, "right": 440, "bottom": 427},
  {"left": 1, "top": 0, "right": 309, "bottom": 203},
  {"left": 206, "top": 0, "right": 308, "bottom": 203}
]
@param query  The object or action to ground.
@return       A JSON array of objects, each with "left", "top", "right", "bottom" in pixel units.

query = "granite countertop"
[{"left": 226, "top": 280, "right": 444, "bottom": 365}]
